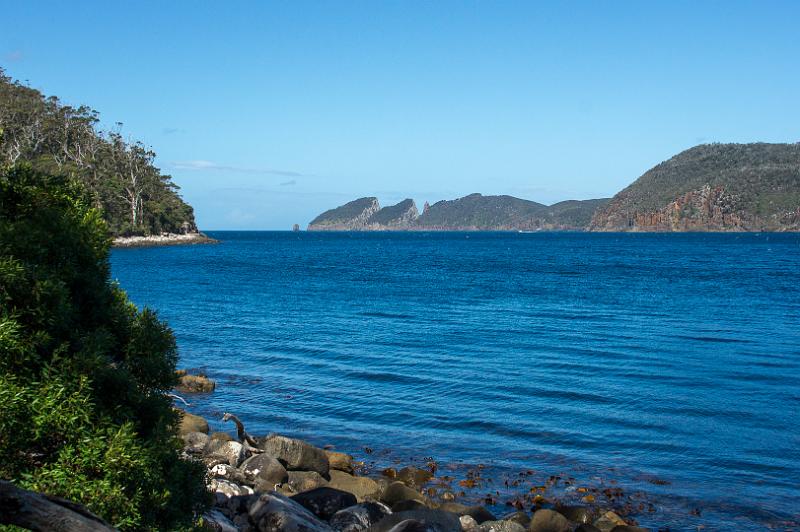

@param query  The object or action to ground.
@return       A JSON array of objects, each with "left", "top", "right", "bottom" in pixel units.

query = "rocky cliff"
[
  {"left": 309, "top": 194, "right": 608, "bottom": 231},
  {"left": 591, "top": 143, "right": 800, "bottom": 231},
  {"left": 307, "top": 197, "right": 381, "bottom": 230},
  {"left": 366, "top": 198, "right": 419, "bottom": 229}
]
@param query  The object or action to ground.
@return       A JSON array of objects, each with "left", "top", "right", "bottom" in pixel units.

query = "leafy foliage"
[
  {"left": 0, "top": 68, "right": 196, "bottom": 236},
  {"left": 0, "top": 166, "right": 208, "bottom": 530}
]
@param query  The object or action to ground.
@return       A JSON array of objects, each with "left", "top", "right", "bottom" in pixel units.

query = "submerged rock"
[
  {"left": 395, "top": 466, "right": 433, "bottom": 488},
  {"left": 176, "top": 373, "right": 216, "bottom": 393},
  {"left": 290, "top": 487, "right": 357, "bottom": 520},
  {"left": 258, "top": 435, "right": 330, "bottom": 477},
  {"left": 329, "top": 501, "right": 391, "bottom": 532}
]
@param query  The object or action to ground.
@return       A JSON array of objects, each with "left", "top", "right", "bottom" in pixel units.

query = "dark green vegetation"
[
  {"left": 0, "top": 167, "right": 208, "bottom": 530},
  {"left": 591, "top": 143, "right": 800, "bottom": 231},
  {"left": 310, "top": 143, "right": 800, "bottom": 232},
  {"left": 0, "top": 68, "right": 196, "bottom": 236},
  {"left": 308, "top": 194, "right": 609, "bottom": 231},
  {"left": 417, "top": 194, "right": 608, "bottom": 230}
]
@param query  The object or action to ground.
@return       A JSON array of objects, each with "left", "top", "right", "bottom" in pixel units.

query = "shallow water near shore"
[{"left": 111, "top": 231, "right": 800, "bottom": 530}]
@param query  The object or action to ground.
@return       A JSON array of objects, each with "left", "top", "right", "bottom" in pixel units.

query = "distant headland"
[{"left": 309, "top": 143, "right": 800, "bottom": 232}]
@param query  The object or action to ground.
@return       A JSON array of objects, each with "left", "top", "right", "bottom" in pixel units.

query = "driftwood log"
[
  {"left": 0, "top": 480, "right": 115, "bottom": 531},
  {"left": 222, "top": 412, "right": 263, "bottom": 454}
]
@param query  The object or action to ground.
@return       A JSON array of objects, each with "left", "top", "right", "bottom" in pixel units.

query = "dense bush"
[{"left": 0, "top": 166, "right": 208, "bottom": 530}]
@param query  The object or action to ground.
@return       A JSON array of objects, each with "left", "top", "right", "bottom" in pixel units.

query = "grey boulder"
[
  {"left": 287, "top": 470, "right": 329, "bottom": 493},
  {"left": 372, "top": 509, "right": 463, "bottom": 532},
  {"left": 258, "top": 435, "right": 330, "bottom": 477},
  {"left": 327, "top": 470, "right": 382, "bottom": 502},
  {"left": 329, "top": 501, "right": 392, "bottom": 532},
  {"left": 290, "top": 487, "right": 357, "bottom": 521},
  {"left": 182, "top": 431, "right": 210, "bottom": 454},
  {"left": 480, "top": 520, "right": 526, "bottom": 532},
  {"left": 248, "top": 491, "right": 333, "bottom": 531},
  {"left": 528, "top": 509, "right": 571, "bottom": 532},
  {"left": 201, "top": 509, "right": 239, "bottom": 532},
  {"left": 241, "top": 453, "right": 290, "bottom": 490}
]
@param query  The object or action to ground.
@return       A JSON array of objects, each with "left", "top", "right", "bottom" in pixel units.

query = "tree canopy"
[{"left": 0, "top": 68, "right": 196, "bottom": 236}]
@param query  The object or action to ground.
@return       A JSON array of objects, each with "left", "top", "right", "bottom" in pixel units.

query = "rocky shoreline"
[
  {"left": 112, "top": 231, "right": 218, "bottom": 248},
  {"left": 174, "top": 375, "right": 658, "bottom": 532}
]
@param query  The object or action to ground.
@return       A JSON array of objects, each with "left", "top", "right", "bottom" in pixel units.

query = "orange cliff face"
[{"left": 592, "top": 184, "right": 800, "bottom": 232}]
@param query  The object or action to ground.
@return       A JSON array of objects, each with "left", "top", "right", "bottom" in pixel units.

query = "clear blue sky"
[{"left": 2, "top": 1, "right": 799, "bottom": 229}]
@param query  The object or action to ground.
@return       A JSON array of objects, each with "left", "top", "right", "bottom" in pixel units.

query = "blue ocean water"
[{"left": 111, "top": 232, "right": 800, "bottom": 530}]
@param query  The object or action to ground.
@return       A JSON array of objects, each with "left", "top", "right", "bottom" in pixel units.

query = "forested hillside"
[
  {"left": 309, "top": 194, "right": 609, "bottom": 231},
  {"left": 0, "top": 68, "right": 196, "bottom": 236},
  {"left": 591, "top": 143, "right": 800, "bottom": 231}
]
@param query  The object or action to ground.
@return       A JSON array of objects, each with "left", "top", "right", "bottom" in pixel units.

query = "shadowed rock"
[
  {"left": 290, "top": 487, "right": 357, "bottom": 520},
  {"left": 373, "top": 509, "right": 463, "bottom": 532},
  {"left": 529, "top": 509, "right": 571, "bottom": 532},
  {"left": 329, "top": 501, "right": 392, "bottom": 532},
  {"left": 248, "top": 491, "right": 333, "bottom": 531}
]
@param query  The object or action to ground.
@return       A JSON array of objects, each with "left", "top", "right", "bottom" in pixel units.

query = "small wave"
[
  {"left": 671, "top": 334, "right": 750, "bottom": 344},
  {"left": 359, "top": 311, "right": 416, "bottom": 320}
]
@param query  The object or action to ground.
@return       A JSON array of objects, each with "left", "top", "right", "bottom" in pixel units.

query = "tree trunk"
[{"left": 0, "top": 480, "right": 116, "bottom": 531}]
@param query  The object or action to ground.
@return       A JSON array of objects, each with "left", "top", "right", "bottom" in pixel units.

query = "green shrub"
[{"left": 0, "top": 166, "right": 208, "bottom": 530}]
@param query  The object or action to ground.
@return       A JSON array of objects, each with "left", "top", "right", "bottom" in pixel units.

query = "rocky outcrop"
[
  {"left": 112, "top": 232, "right": 216, "bottom": 248},
  {"left": 175, "top": 371, "right": 216, "bottom": 393},
  {"left": 308, "top": 198, "right": 422, "bottom": 231},
  {"left": 592, "top": 185, "right": 744, "bottom": 231},
  {"left": 307, "top": 197, "right": 381, "bottom": 231},
  {"left": 179, "top": 410, "right": 655, "bottom": 532},
  {"left": 309, "top": 194, "right": 609, "bottom": 231},
  {"left": 365, "top": 199, "right": 420, "bottom": 229},
  {"left": 590, "top": 143, "right": 800, "bottom": 231},
  {"left": 257, "top": 435, "right": 330, "bottom": 477}
]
